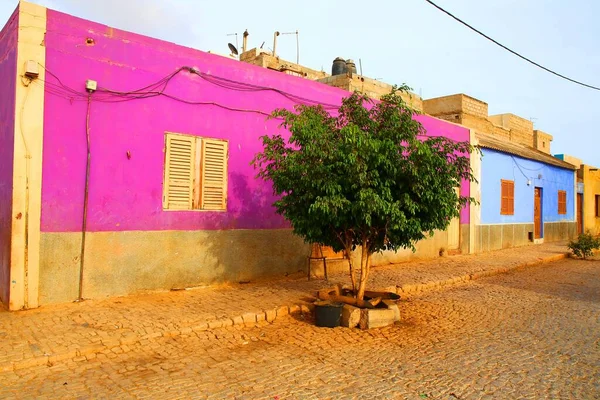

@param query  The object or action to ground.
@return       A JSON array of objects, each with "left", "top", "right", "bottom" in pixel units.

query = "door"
[
  {"left": 534, "top": 188, "right": 542, "bottom": 239},
  {"left": 577, "top": 193, "right": 583, "bottom": 235}
]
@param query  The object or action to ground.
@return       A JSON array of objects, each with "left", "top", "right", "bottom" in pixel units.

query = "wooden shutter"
[
  {"left": 501, "top": 180, "right": 514, "bottom": 215},
  {"left": 201, "top": 139, "right": 228, "bottom": 210},
  {"left": 558, "top": 190, "right": 567, "bottom": 215},
  {"left": 508, "top": 181, "right": 514, "bottom": 215},
  {"left": 163, "top": 134, "right": 196, "bottom": 210}
]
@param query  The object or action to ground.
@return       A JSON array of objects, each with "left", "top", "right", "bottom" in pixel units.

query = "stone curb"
[
  {"left": 0, "top": 304, "right": 314, "bottom": 373},
  {"left": 392, "top": 252, "right": 569, "bottom": 296},
  {"left": 0, "top": 252, "right": 569, "bottom": 373}
]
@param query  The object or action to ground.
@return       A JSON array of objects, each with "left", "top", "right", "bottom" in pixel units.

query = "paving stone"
[
  {"left": 241, "top": 313, "right": 256, "bottom": 326},
  {"left": 3, "top": 258, "right": 597, "bottom": 398},
  {"left": 0, "top": 242, "right": 573, "bottom": 382},
  {"left": 264, "top": 309, "right": 277, "bottom": 323},
  {"left": 276, "top": 306, "right": 289, "bottom": 317}
]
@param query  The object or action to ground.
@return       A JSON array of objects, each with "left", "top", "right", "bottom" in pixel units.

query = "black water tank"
[
  {"left": 346, "top": 59, "right": 357, "bottom": 74},
  {"left": 332, "top": 57, "right": 347, "bottom": 76}
]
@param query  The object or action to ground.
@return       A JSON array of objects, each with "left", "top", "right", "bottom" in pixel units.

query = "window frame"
[
  {"left": 557, "top": 190, "right": 567, "bottom": 215},
  {"left": 500, "top": 179, "right": 515, "bottom": 216},
  {"left": 595, "top": 195, "right": 600, "bottom": 218},
  {"left": 162, "top": 132, "right": 229, "bottom": 212}
]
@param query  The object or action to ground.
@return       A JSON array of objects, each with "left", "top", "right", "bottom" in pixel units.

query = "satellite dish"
[{"left": 228, "top": 43, "right": 239, "bottom": 56}]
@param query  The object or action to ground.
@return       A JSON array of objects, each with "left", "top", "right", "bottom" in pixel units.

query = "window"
[
  {"left": 500, "top": 179, "right": 514, "bottom": 215},
  {"left": 596, "top": 195, "right": 600, "bottom": 217},
  {"left": 162, "top": 132, "right": 228, "bottom": 211},
  {"left": 558, "top": 190, "right": 567, "bottom": 215}
]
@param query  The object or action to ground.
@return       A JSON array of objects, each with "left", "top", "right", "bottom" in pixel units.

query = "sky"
[{"left": 1, "top": 0, "right": 599, "bottom": 166}]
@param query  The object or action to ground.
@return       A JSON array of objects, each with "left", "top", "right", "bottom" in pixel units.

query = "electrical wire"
[
  {"left": 511, "top": 155, "right": 531, "bottom": 180},
  {"left": 191, "top": 70, "right": 339, "bottom": 109},
  {"left": 78, "top": 92, "right": 92, "bottom": 302},
  {"left": 423, "top": 0, "right": 600, "bottom": 91},
  {"left": 38, "top": 63, "right": 341, "bottom": 114},
  {"left": 510, "top": 155, "right": 546, "bottom": 172}
]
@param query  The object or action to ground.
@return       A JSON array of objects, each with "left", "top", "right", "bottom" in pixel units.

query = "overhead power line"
[{"left": 423, "top": 0, "right": 600, "bottom": 91}]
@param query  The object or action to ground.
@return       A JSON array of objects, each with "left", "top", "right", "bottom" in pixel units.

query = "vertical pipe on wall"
[
  {"left": 242, "top": 29, "right": 248, "bottom": 53},
  {"left": 19, "top": 80, "right": 33, "bottom": 309},
  {"left": 272, "top": 31, "right": 279, "bottom": 57},
  {"left": 78, "top": 94, "right": 92, "bottom": 301}
]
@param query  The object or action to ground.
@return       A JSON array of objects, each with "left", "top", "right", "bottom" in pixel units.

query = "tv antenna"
[{"left": 280, "top": 30, "right": 300, "bottom": 64}]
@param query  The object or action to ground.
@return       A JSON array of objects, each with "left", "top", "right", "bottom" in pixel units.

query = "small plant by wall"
[{"left": 567, "top": 231, "right": 600, "bottom": 259}]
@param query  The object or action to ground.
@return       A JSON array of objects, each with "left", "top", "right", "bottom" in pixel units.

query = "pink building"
[{"left": 0, "top": 2, "right": 470, "bottom": 310}]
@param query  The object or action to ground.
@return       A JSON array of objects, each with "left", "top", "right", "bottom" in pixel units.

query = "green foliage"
[
  {"left": 252, "top": 86, "right": 476, "bottom": 276},
  {"left": 568, "top": 231, "right": 600, "bottom": 259}
]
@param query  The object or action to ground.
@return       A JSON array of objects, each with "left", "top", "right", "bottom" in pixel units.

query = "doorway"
[
  {"left": 534, "top": 188, "right": 542, "bottom": 239},
  {"left": 577, "top": 193, "right": 583, "bottom": 235}
]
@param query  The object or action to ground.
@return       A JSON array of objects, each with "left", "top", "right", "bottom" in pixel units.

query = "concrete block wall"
[
  {"left": 422, "top": 94, "right": 464, "bottom": 117},
  {"left": 317, "top": 75, "right": 424, "bottom": 112},
  {"left": 239, "top": 48, "right": 327, "bottom": 81},
  {"left": 490, "top": 125, "right": 511, "bottom": 141},
  {"left": 461, "top": 114, "right": 511, "bottom": 142},
  {"left": 424, "top": 94, "right": 554, "bottom": 153},
  {"left": 317, "top": 75, "right": 351, "bottom": 91},
  {"left": 462, "top": 95, "right": 488, "bottom": 119},
  {"left": 489, "top": 113, "right": 534, "bottom": 147},
  {"left": 489, "top": 113, "right": 533, "bottom": 134},
  {"left": 534, "top": 130, "right": 553, "bottom": 154}
]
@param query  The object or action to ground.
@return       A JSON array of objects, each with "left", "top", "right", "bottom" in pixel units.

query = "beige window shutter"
[
  {"left": 163, "top": 134, "right": 196, "bottom": 210},
  {"left": 201, "top": 138, "right": 228, "bottom": 210}
]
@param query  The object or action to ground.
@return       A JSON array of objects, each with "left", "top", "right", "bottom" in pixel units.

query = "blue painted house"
[{"left": 474, "top": 134, "right": 577, "bottom": 251}]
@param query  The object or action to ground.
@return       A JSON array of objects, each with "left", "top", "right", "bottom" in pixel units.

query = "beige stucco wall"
[
  {"left": 8, "top": 1, "right": 46, "bottom": 310},
  {"left": 39, "top": 229, "right": 308, "bottom": 304},
  {"left": 309, "top": 229, "right": 462, "bottom": 278}
]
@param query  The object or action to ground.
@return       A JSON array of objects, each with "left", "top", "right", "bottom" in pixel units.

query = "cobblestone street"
[{"left": 1, "top": 257, "right": 598, "bottom": 399}]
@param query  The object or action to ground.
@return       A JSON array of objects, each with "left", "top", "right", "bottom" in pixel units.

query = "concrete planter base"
[{"left": 340, "top": 299, "right": 401, "bottom": 329}]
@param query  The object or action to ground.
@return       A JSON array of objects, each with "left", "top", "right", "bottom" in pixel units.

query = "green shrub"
[{"left": 567, "top": 231, "right": 600, "bottom": 259}]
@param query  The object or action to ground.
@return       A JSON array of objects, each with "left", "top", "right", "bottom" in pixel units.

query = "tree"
[{"left": 252, "top": 86, "right": 477, "bottom": 301}]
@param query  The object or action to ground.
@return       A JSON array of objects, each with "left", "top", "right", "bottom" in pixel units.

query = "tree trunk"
[
  {"left": 364, "top": 252, "right": 372, "bottom": 289},
  {"left": 356, "top": 239, "right": 370, "bottom": 301},
  {"left": 345, "top": 245, "right": 357, "bottom": 294}
]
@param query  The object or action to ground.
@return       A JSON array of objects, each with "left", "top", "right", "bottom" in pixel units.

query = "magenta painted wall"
[
  {"left": 0, "top": 7, "right": 18, "bottom": 305},
  {"left": 415, "top": 115, "right": 471, "bottom": 224},
  {"left": 41, "top": 10, "right": 470, "bottom": 234}
]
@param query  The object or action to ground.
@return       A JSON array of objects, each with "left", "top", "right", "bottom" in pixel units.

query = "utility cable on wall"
[
  {"left": 78, "top": 92, "right": 92, "bottom": 302},
  {"left": 422, "top": 0, "right": 600, "bottom": 91},
  {"left": 36, "top": 63, "right": 341, "bottom": 111}
]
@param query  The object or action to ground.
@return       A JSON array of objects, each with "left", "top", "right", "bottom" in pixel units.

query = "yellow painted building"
[{"left": 580, "top": 165, "right": 600, "bottom": 236}]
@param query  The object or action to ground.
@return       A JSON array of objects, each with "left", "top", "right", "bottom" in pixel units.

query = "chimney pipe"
[
  {"left": 242, "top": 29, "right": 249, "bottom": 53},
  {"left": 273, "top": 31, "right": 280, "bottom": 57}
]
